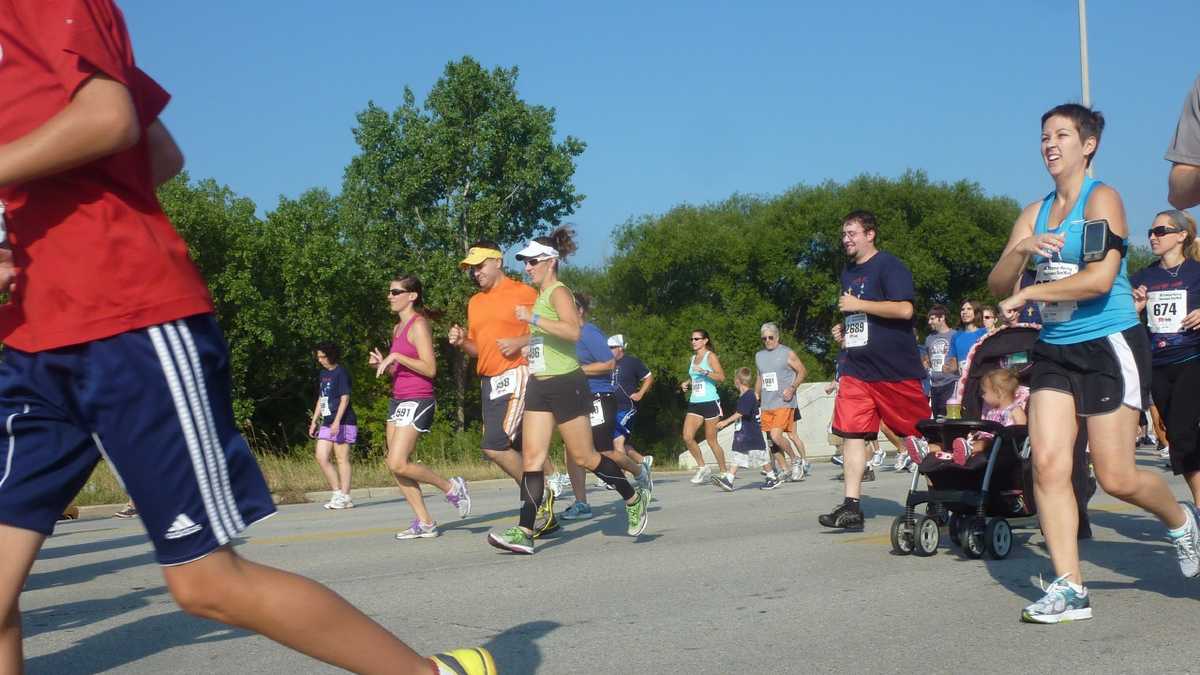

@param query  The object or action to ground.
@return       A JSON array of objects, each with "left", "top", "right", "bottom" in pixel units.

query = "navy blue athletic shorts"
[{"left": 0, "top": 314, "right": 276, "bottom": 565}]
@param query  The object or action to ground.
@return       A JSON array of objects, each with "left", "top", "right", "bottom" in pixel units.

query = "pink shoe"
[
  {"left": 951, "top": 437, "right": 970, "bottom": 466},
  {"left": 903, "top": 436, "right": 929, "bottom": 465}
]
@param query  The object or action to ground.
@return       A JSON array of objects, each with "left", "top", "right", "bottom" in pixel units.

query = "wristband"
[{"left": 531, "top": 314, "right": 540, "bottom": 326}]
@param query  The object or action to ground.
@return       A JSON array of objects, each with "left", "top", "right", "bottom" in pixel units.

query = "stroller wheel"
[
  {"left": 985, "top": 518, "right": 1013, "bottom": 559},
  {"left": 912, "top": 515, "right": 939, "bottom": 557},
  {"left": 962, "top": 517, "right": 987, "bottom": 559},
  {"left": 890, "top": 516, "right": 915, "bottom": 555}
]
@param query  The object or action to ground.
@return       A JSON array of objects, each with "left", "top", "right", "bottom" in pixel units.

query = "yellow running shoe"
[{"left": 430, "top": 647, "right": 498, "bottom": 674}]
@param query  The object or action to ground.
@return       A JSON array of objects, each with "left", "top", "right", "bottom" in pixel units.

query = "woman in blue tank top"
[
  {"left": 989, "top": 104, "right": 1199, "bottom": 625},
  {"left": 678, "top": 329, "right": 730, "bottom": 489}
]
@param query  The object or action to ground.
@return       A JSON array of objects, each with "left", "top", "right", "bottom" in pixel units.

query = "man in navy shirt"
[
  {"left": 609, "top": 334, "right": 655, "bottom": 470},
  {"left": 820, "top": 210, "right": 931, "bottom": 531}
]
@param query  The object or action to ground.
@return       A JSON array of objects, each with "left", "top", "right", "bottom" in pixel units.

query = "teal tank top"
[
  {"left": 1031, "top": 177, "right": 1138, "bottom": 345},
  {"left": 688, "top": 352, "right": 719, "bottom": 403}
]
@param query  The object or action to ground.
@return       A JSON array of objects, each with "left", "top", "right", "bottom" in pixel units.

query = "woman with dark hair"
[
  {"left": 990, "top": 103, "right": 1199, "bottom": 623},
  {"left": 945, "top": 300, "right": 986, "bottom": 374},
  {"left": 309, "top": 342, "right": 357, "bottom": 509},
  {"left": 486, "top": 227, "right": 649, "bottom": 554},
  {"left": 1132, "top": 209, "right": 1200, "bottom": 505},
  {"left": 980, "top": 305, "right": 1001, "bottom": 332},
  {"left": 681, "top": 329, "right": 731, "bottom": 490},
  {"left": 369, "top": 274, "right": 470, "bottom": 539}
]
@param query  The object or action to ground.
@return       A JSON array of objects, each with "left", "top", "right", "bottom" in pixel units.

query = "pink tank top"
[{"left": 391, "top": 315, "right": 434, "bottom": 399}]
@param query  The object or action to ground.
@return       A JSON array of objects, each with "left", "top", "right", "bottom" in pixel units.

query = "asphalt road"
[{"left": 20, "top": 449, "right": 1200, "bottom": 674}]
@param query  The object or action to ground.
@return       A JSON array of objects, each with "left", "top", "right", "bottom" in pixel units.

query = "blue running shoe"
[
  {"left": 560, "top": 500, "right": 593, "bottom": 521},
  {"left": 1021, "top": 574, "right": 1092, "bottom": 624}
]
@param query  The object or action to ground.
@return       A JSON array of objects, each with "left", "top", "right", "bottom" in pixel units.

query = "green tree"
[
  {"left": 597, "top": 172, "right": 1020, "bottom": 453},
  {"left": 340, "top": 56, "right": 586, "bottom": 427}
]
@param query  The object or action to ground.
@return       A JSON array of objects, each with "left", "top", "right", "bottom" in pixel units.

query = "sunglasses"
[
  {"left": 388, "top": 288, "right": 410, "bottom": 296},
  {"left": 760, "top": 335, "right": 776, "bottom": 341},
  {"left": 523, "top": 258, "right": 551, "bottom": 267},
  {"left": 1149, "top": 226, "right": 1184, "bottom": 238},
  {"left": 690, "top": 337, "right": 705, "bottom": 342}
]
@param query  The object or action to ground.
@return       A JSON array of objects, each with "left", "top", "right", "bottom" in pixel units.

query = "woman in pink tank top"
[{"left": 369, "top": 273, "right": 471, "bottom": 539}]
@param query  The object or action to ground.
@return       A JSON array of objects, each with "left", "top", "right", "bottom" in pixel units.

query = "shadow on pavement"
[
  {"left": 483, "top": 620, "right": 559, "bottom": 673},
  {"left": 21, "top": 587, "right": 167, "bottom": 639},
  {"left": 26, "top": 551, "right": 156, "bottom": 592},
  {"left": 36, "top": 534, "right": 149, "bottom": 561}
]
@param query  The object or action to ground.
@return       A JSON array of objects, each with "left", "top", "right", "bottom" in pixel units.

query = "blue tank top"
[
  {"left": 688, "top": 352, "right": 719, "bottom": 403},
  {"left": 1031, "top": 177, "right": 1138, "bottom": 345}
]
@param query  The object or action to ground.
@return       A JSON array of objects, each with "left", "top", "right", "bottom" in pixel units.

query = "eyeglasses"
[
  {"left": 760, "top": 335, "right": 776, "bottom": 342},
  {"left": 1149, "top": 226, "right": 1184, "bottom": 238},
  {"left": 388, "top": 289, "right": 409, "bottom": 296}
]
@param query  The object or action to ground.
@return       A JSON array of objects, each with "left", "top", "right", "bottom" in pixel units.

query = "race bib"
[
  {"left": 845, "top": 313, "right": 868, "bottom": 348},
  {"left": 490, "top": 371, "right": 518, "bottom": 400},
  {"left": 1148, "top": 289, "right": 1187, "bottom": 334},
  {"left": 692, "top": 380, "right": 708, "bottom": 398},
  {"left": 930, "top": 353, "right": 946, "bottom": 372},
  {"left": 1035, "top": 262, "right": 1079, "bottom": 324},
  {"left": 389, "top": 401, "right": 419, "bottom": 427},
  {"left": 528, "top": 337, "right": 546, "bottom": 374},
  {"left": 762, "top": 372, "right": 779, "bottom": 392},
  {"left": 319, "top": 396, "right": 331, "bottom": 417},
  {"left": 590, "top": 399, "right": 605, "bottom": 427}
]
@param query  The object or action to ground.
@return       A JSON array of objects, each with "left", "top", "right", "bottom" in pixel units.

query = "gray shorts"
[{"left": 480, "top": 365, "right": 528, "bottom": 451}]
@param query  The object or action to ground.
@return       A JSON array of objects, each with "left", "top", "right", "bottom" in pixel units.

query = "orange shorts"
[{"left": 760, "top": 407, "right": 796, "bottom": 433}]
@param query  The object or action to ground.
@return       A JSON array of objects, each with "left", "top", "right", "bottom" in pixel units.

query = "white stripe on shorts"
[
  {"left": 149, "top": 325, "right": 232, "bottom": 545},
  {"left": 172, "top": 321, "right": 246, "bottom": 531},
  {"left": 1106, "top": 330, "right": 1142, "bottom": 411},
  {"left": 0, "top": 405, "right": 30, "bottom": 491}
]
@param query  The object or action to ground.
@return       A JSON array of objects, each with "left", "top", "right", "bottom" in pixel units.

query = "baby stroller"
[{"left": 890, "top": 324, "right": 1040, "bottom": 559}]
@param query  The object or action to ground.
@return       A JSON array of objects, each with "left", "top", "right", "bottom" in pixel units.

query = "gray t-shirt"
[
  {"left": 924, "top": 329, "right": 957, "bottom": 387},
  {"left": 755, "top": 345, "right": 798, "bottom": 411},
  {"left": 1166, "top": 75, "right": 1200, "bottom": 166}
]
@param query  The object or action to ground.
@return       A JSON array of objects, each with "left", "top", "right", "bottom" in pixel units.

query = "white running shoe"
[
  {"left": 790, "top": 460, "right": 803, "bottom": 482},
  {"left": 323, "top": 490, "right": 345, "bottom": 509},
  {"left": 326, "top": 491, "right": 354, "bottom": 509},
  {"left": 1160, "top": 446, "right": 1172, "bottom": 460},
  {"left": 869, "top": 446, "right": 886, "bottom": 468},
  {"left": 893, "top": 452, "right": 911, "bottom": 472},
  {"left": 1168, "top": 503, "right": 1200, "bottom": 578},
  {"left": 690, "top": 465, "right": 712, "bottom": 484}
]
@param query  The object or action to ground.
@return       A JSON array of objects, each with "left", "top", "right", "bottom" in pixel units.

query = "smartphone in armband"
[{"left": 1080, "top": 218, "right": 1126, "bottom": 263}]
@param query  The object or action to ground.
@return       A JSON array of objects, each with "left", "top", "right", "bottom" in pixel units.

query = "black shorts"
[
  {"left": 479, "top": 366, "right": 528, "bottom": 451},
  {"left": 589, "top": 393, "right": 617, "bottom": 452},
  {"left": 686, "top": 400, "right": 723, "bottom": 420},
  {"left": 1151, "top": 358, "right": 1200, "bottom": 476},
  {"left": 1030, "top": 324, "right": 1150, "bottom": 416},
  {"left": 388, "top": 398, "right": 436, "bottom": 433},
  {"left": 525, "top": 369, "right": 593, "bottom": 424},
  {"left": 929, "top": 380, "right": 956, "bottom": 418}
]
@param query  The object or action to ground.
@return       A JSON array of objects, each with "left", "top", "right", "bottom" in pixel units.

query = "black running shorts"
[
  {"left": 589, "top": 393, "right": 617, "bottom": 452},
  {"left": 1030, "top": 324, "right": 1151, "bottom": 416},
  {"left": 525, "top": 369, "right": 593, "bottom": 424}
]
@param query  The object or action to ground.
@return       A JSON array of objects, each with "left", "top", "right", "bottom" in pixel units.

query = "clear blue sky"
[{"left": 124, "top": 1, "right": 1200, "bottom": 267}]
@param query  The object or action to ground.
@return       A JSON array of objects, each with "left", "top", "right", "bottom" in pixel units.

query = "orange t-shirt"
[{"left": 466, "top": 275, "right": 538, "bottom": 376}]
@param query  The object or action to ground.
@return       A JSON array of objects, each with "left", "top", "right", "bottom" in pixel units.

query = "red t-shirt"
[{"left": 0, "top": 0, "right": 212, "bottom": 351}]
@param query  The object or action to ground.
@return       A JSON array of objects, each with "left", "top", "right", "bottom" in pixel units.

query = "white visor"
[{"left": 514, "top": 241, "right": 560, "bottom": 261}]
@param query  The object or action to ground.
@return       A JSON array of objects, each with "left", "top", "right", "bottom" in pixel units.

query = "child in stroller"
[
  {"left": 890, "top": 325, "right": 1040, "bottom": 559},
  {"left": 902, "top": 368, "right": 1029, "bottom": 467}
]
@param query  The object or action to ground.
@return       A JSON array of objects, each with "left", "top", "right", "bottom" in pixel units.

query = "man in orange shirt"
[{"left": 449, "top": 242, "right": 559, "bottom": 535}]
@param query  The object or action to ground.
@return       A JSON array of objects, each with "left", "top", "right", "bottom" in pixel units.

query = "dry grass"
[{"left": 71, "top": 446, "right": 678, "bottom": 507}]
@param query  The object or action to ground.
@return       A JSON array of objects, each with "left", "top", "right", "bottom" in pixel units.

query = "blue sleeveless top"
[
  {"left": 688, "top": 352, "right": 719, "bottom": 403},
  {"left": 1031, "top": 177, "right": 1138, "bottom": 345}
]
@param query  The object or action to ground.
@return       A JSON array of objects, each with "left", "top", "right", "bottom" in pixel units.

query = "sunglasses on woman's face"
[
  {"left": 690, "top": 337, "right": 705, "bottom": 342},
  {"left": 1149, "top": 226, "right": 1184, "bottom": 238},
  {"left": 388, "top": 288, "right": 409, "bottom": 296}
]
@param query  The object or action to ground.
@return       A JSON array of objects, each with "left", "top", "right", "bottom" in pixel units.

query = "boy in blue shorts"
[{"left": 0, "top": 2, "right": 490, "bottom": 672}]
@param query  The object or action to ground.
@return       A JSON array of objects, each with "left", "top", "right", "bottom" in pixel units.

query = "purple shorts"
[{"left": 317, "top": 424, "right": 357, "bottom": 444}]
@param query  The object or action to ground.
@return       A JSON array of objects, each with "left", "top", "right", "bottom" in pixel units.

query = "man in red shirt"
[{"left": 0, "top": 2, "right": 491, "bottom": 673}]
